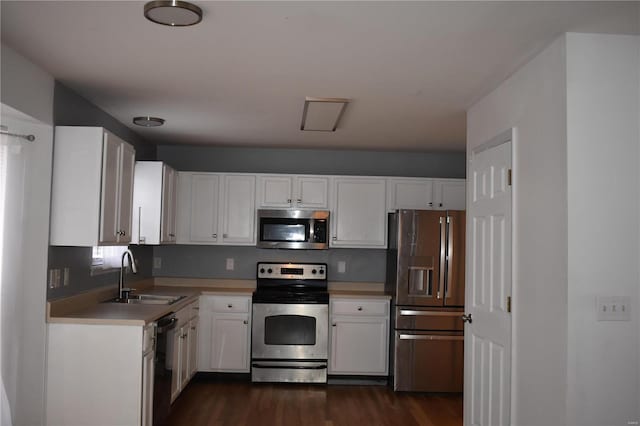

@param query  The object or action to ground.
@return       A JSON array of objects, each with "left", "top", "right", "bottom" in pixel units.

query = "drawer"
[
  {"left": 331, "top": 299, "right": 389, "bottom": 316},
  {"left": 211, "top": 296, "right": 250, "bottom": 313}
]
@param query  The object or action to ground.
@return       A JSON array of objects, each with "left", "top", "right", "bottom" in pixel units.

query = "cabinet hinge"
[
  {"left": 508, "top": 169, "right": 512, "bottom": 186},
  {"left": 507, "top": 296, "right": 512, "bottom": 313}
]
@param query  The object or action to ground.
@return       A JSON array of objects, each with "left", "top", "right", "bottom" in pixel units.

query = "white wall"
[
  {"left": 565, "top": 32, "right": 640, "bottom": 426},
  {"left": 467, "top": 36, "right": 569, "bottom": 426},
  {"left": 468, "top": 32, "right": 640, "bottom": 426},
  {"left": 0, "top": 43, "right": 54, "bottom": 426}
]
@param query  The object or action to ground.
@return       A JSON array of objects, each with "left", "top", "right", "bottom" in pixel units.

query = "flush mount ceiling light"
[
  {"left": 133, "top": 116, "right": 165, "bottom": 127},
  {"left": 300, "top": 97, "right": 351, "bottom": 132},
  {"left": 144, "top": 1, "right": 203, "bottom": 27}
]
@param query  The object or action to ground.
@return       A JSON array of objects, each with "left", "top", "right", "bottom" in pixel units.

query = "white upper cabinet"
[
  {"left": 221, "top": 175, "right": 256, "bottom": 244},
  {"left": 131, "top": 162, "right": 178, "bottom": 245},
  {"left": 386, "top": 178, "right": 435, "bottom": 211},
  {"left": 330, "top": 177, "right": 387, "bottom": 248},
  {"left": 50, "top": 126, "right": 135, "bottom": 246},
  {"left": 433, "top": 179, "right": 466, "bottom": 210},
  {"left": 177, "top": 172, "right": 220, "bottom": 244},
  {"left": 176, "top": 173, "right": 255, "bottom": 245},
  {"left": 257, "top": 175, "right": 329, "bottom": 209}
]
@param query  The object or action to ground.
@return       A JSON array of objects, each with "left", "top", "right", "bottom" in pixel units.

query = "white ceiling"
[{"left": 1, "top": 1, "right": 638, "bottom": 152}]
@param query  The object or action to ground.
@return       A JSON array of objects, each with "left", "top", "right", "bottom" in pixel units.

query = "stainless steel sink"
[{"left": 105, "top": 294, "right": 187, "bottom": 305}]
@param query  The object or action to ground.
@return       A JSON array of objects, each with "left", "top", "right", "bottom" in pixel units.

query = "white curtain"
[{"left": 0, "top": 126, "right": 27, "bottom": 426}]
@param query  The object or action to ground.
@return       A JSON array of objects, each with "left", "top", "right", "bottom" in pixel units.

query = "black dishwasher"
[{"left": 154, "top": 313, "right": 177, "bottom": 426}]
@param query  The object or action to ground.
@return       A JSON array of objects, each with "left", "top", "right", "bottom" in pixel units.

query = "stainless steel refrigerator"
[{"left": 386, "top": 209, "right": 465, "bottom": 392}]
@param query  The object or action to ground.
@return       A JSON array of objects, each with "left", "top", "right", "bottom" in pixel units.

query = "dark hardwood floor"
[{"left": 167, "top": 378, "right": 463, "bottom": 426}]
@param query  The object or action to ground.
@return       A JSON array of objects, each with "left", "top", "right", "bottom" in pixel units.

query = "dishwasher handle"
[{"left": 156, "top": 315, "right": 177, "bottom": 333}]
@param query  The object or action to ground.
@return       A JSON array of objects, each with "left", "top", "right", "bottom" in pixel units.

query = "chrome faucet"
[{"left": 119, "top": 249, "right": 138, "bottom": 300}]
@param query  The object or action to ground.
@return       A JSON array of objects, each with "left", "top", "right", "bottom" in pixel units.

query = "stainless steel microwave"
[{"left": 257, "top": 210, "right": 329, "bottom": 249}]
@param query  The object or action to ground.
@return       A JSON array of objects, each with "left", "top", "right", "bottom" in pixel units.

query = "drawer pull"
[
  {"left": 399, "top": 310, "right": 462, "bottom": 317},
  {"left": 243, "top": 320, "right": 248, "bottom": 325},
  {"left": 357, "top": 306, "right": 363, "bottom": 311},
  {"left": 228, "top": 304, "right": 233, "bottom": 308}
]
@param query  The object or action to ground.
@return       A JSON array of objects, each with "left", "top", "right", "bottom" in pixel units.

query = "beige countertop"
[{"left": 47, "top": 278, "right": 388, "bottom": 326}]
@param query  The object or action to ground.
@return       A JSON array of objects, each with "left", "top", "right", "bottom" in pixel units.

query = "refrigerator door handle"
[
  {"left": 445, "top": 215, "right": 454, "bottom": 300},
  {"left": 398, "top": 334, "right": 464, "bottom": 341},
  {"left": 438, "top": 216, "right": 446, "bottom": 299}
]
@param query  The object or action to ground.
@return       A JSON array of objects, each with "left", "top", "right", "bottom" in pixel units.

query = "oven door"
[{"left": 252, "top": 303, "right": 328, "bottom": 360}]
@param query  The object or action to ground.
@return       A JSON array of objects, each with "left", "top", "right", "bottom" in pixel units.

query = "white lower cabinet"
[
  {"left": 171, "top": 300, "right": 200, "bottom": 403},
  {"left": 198, "top": 295, "right": 251, "bottom": 373},
  {"left": 46, "top": 322, "right": 154, "bottom": 426},
  {"left": 329, "top": 297, "right": 390, "bottom": 376}
]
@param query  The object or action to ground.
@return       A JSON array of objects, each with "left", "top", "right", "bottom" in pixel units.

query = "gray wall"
[
  {"left": 155, "top": 144, "right": 465, "bottom": 282},
  {"left": 153, "top": 246, "right": 386, "bottom": 282},
  {"left": 47, "top": 83, "right": 156, "bottom": 300},
  {"left": 157, "top": 145, "right": 466, "bottom": 178}
]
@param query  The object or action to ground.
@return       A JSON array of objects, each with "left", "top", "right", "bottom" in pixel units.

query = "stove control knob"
[
  {"left": 259, "top": 268, "right": 265, "bottom": 274},
  {"left": 267, "top": 268, "right": 273, "bottom": 274},
  {"left": 311, "top": 269, "right": 317, "bottom": 274}
]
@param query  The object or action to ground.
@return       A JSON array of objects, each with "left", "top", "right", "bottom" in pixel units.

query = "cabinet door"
[
  {"left": 170, "top": 325, "right": 183, "bottom": 402},
  {"left": 141, "top": 349, "right": 155, "bottom": 426},
  {"left": 433, "top": 179, "right": 466, "bottom": 210},
  {"left": 118, "top": 142, "right": 136, "bottom": 243},
  {"left": 331, "top": 178, "right": 387, "bottom": 248},
  {"left": 296, "top": 176, "right": 329, "bottom": 208},
  {"left": 99, "top": 133, "right": 121, "bottom": 244},
  {"left": 209, "top": 313, "right": 250, "bottom": 372},
  {"left": 257, "top": 175, "right": 293, "bottom": 208},
  {"left": 160, "top": 165, "right": 178, "bottom": 243},
  {"left": 191, "top": 174, "right": 220, "bottom": 243},
  {"left": 188, "top": 317, "right": 199, "bottom": 379},
  {"left": 221, "top": 175, "right": 256, "bottom": 245},
  {"left": 330, "top": 316, "right": 389, "bottom": 375},
  {"left": 180, "top": 325, "right": 190, "bottom": 391},
  {"left": 387, "top": 178, "right": 434, "bottom": 211}
]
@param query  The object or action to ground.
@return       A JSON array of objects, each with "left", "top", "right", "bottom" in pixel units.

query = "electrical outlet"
[
  {"left": 226, "top": 258, "right": 235, "bottom": 271},
  {"left": 153, "top": 257, "right": 162, "bottom": 269},
  {"left": 597, "top": 296, "right": 631, "bottom": 321},
  {"left": 337, "top": 261, "right": 346, "bottom": 274}
]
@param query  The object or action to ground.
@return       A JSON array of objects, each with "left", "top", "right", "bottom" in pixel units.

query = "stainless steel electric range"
[{"left": 251, "top": 262, "right": 329, "bottom": 383}]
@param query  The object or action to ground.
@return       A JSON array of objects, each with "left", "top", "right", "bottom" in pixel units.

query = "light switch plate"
[
  {"left": 226, "top": 258, "right": 235, "bottom": 271},
  {"left": 337, "top": 261, "right": 346, "bottom": 274},
  {"left": 153, "top": 257, "right": 162, "bottom": 269},
  {"left": 597, "top": 296, "right": 631, "bottom": 321}
]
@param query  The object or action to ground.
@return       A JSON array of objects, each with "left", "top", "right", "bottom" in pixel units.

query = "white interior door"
[{"left": 464, "top": 136, "right": 512, "bottom": 426}]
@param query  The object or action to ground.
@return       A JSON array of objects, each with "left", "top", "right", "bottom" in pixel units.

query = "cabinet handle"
[
  {"left": 439, "top": 203, "right": 443, "bottom": 207},
  {"left": 169, "top": 233, "right": 175, "bottom": 237},
  {"left": 297, "top": 199, "right": 302, "bottom": 203},
  {"left": 227, "top": 304, "right": 233, "bottom": 308},
  {"left": 243, "top": 320, "right": 248, "bottom": 325},
  {"left": 357, "top": 306, "right": 363, "bottom": 311},
  {"left": 429, "top": 202, "right": 433, "bottom": 206},
  {"left": 332, "top": 236, "right": 337, "bottom": 241},
  {"left": 212, "top": 233, "right": 217, "bottom": 238},
  {"left": 332, "top": 323, "right": 336, "bottom": 327},
  {"left": 287, "top": 198, "right": 292, "bottom": 203},
  {"left": 190, "top": 326, "right": 196, "bottom": 330}
]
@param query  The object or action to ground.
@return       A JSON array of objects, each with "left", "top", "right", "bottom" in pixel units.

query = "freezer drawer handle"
[
  {"left": 398, "top": 334, "right": 464, "bottom": 341},
  {"left": 399, "top": 310, "right": 463, "bottom": 317},
  {"left": 461, "top": 314, "right": 473, "bottom": 324}
]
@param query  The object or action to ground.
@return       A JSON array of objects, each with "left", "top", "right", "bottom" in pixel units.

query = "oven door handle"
[{"left": 251, "top": 362, "right": 327, "bottom": 370}]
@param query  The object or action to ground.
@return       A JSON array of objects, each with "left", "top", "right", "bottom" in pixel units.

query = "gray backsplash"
[{"left": 152, "top": 245, "right": 386, "bottom": 283}]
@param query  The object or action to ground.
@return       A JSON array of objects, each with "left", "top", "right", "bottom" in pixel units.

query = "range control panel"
[{"left": 257, "top": 262, "right": 327, "bottom": 280}]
